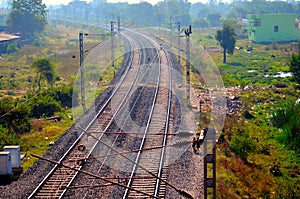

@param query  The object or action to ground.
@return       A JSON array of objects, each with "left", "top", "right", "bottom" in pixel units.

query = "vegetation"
[
  {"left": 216, "top": 24, "right": 236, "bottom": 63},
  {"left": 6, "top": 0, "right": 47, "bottom": 39},
  {"left": 270, "top": 101, "right": 300, "bottom": 152},
  {"left": 0, "top": 0, "right": 299, "bottom": 197},
  {"left": 31, "top": 58, "right": 56, "bottom": 90},
  {"left": 290, "top": 53, "right": 300, "bottom": 84}
]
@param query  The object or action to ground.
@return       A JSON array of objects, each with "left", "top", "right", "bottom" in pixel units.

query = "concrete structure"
[
  {"left": 3, "top": 146, "right": 21, "bottom": 170},
  {"left": 247, "top": 14, "right": 300, "bottom": 43},
  {"left": 0, "top": 32, "right": 20, "bottom": 53},
  {"left": 0, "top": 151, "right": 12, "bottom": 183}
]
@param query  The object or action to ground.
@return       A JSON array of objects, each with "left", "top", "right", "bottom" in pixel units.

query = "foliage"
[
  {"left": 31, "top": 58, "right": 56, "bottom": 89},
  {"left": 207, "top": 13, "right": 221, "bottom": 27},
  {"left": 216, "top": 24, "right": 236, "bottom": 63},
  {"left": 6, "top": 0, "right": 47, "bottom": 39},
  {"left": 0, "top": 125, "right": 20, "bottom": 150},
  {"left": 270, "top": 101, "right": 300, "bottom": 152},
  {"left": 289, "top": 52, "right": 300, "bottom": 84},
  {"left": 48, "top": 85, "right": 74, "bottom": 108},
  {"left": 29, "top": 94, "right": 61, "bottom": 118},
  {"left": 193, "top": 18, "right": 209, "bottom": 28},
  {"left": 229, "top": 131, "right": 257, "bottom": 163},
  {"left": 0, "top": 97, "right": 31, "bottom": 133},
  {"left": 6, "top": 43, "right": 18, "bottom": 53}
]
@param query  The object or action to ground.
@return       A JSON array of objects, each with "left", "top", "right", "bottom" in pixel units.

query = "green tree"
[
  {"left": 31, "top": 58, "right": 55, "bottom": 90},
  {"left": 289, "top": 52, "right": 300, "bottom": 84},
  {"left": 6, "top": 0, "right": 47, "bottom": 39},
  {"left": 207, "top": 13, "right": 221, "bottom": 27},
  {"left": 215, "top": 24, "right": 236, "bottom": 63}
]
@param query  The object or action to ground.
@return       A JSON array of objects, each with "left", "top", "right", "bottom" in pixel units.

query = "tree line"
[{"left": 48, "top": 0, "right": 300, "bottom": 28}]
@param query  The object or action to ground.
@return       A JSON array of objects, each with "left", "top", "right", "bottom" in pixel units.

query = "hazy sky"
[{"left": 43, "top": 0, "right": 208, "bottom": 6}]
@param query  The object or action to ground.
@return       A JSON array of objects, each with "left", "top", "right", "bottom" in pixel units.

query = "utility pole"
[
  {"left": 169, "top": 16, "right": 172, "bottom": 49},
  {"left": 79, "top": 32, "right": 86, "bottom": 112},
  {"left": 203, "top": 128, "right": 217, "bottom": 199},
  {"left": 175, "top": 22, "right": 181, "bottom": 64},
  {"left": 185, "top": 25, "right": 192, "bottom": 105},
  {"left": 118, "top": 16, "right": 121, "bottom": 33},
  {"left": 111, "top": 21, "right": 115, "bottom": 67}
]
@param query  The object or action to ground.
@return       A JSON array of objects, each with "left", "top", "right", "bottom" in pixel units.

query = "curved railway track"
[
  {"left": 28, "top": 33, "right": 141, "bottom": 199},
  {"left": 29, "top": 30, "right": 186, "bottom": 199}
]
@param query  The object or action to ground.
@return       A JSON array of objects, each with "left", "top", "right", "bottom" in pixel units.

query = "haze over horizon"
[{"left": 43, "top": 0, "right": 212, "bottom": 6}]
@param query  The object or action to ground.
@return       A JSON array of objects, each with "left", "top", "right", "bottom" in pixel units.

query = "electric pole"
[
  {"left": 111, "top": 21, "right": 115, "bottom": 68},
  {"left": 79, "top": 32, "right": 86, "bottom": 112},
  {"left": 169, "top": 16, "right": 172, "bottom": 49},
  {"left": 176, "top": 22, "right": 181, "bottom": 64},
  {"left": 185, "top": 25, "right": 192, "bottom": 105}
]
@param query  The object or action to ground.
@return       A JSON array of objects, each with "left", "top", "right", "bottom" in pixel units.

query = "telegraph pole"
[
  {"left": 79, "top": 32, "right": 86, "bottom": 112},
  {"left": 185, "top": 25, "right": 192, "bottom": 105},
  {"left": 111, "top": 21, "right": 115, "bottom": 67},
  {"left": 176, "top": 22, "right": 181, "bottom": 64},
  {"left": 118, "top": 16, "right": 121, "bottom": 33},
  {"left": 169, "top": 16, "right": 172, "bottom": 48}
]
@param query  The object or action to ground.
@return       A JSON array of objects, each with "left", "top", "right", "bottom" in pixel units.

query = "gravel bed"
[{"left": 0, "top": 46, "right": 131, "bottom": 199}]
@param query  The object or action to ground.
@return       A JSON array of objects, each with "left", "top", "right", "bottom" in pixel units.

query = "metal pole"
[
  {"left": 79, "top": 33, "right": 86, "bottom": 112},
  {"left": 185, "top": 25, "right": 192, "bottom": 105},
  {"left": 177, "top": 22, "right": 181, "bottom": 64},
  {"left": 111, "top": 21, "right": 115, "bottom": 67},
  {"left": 118, "top": 16, "right": 121, "bottom": 33},
  {"left": 170, "top": 16, "right": 172, "bottom": 48}
]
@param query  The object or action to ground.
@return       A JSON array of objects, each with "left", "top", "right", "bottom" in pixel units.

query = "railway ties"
[
  {"left": 124, "top": 32, "right": 172, "bottom": 199},
  {"left": 29, "top": 31, "right": 191, "bottom": 199}
]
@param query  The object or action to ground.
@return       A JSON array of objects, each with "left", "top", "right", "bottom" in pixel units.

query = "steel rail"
[
  {"left": 63, "top": 32, "right": 142, "bottom": 199},
  {"left": 154, "top": 43, "right": 172, "bottom": 198},
  {"left": 28, "top": 33, "right": 137, "bottom": 199},
  {"left": 81, "top": 32, "right": 145, "bottom": 199},
  {"left": 122, "top": 31, "right": 172, "bottom": 199}
]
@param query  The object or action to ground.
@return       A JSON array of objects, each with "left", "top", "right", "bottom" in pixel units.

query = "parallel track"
[
  {"left": 123, "top": 32, "right": 173, "bottom": 199},
  {"left": 29, "top": 30, "right": 175, "bottom": 199},
  {"left": 28, "top": 33, "right": 140, "bottom": 199}
]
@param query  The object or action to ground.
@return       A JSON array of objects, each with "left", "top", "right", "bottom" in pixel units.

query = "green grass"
[
  {"left": 0, "top": 23, "right": 119, "bottom": 171},
  {"left": 20, "top": 110, "right": 74, "bottom": 170},
  {"left": 190, "top": 28, "right": 300, "bottom": 198}
]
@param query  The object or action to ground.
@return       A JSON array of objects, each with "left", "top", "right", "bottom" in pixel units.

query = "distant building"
[
  {"left": 0, "top": 33, "right": 20, "bottom": 53},
  {"left": 246, "top": 13, "right": 300, "bottom": 43}
]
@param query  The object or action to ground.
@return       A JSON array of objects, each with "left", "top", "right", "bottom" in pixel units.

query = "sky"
[{"left": 42, "top": 0, "right": 208, "bottom": 6}]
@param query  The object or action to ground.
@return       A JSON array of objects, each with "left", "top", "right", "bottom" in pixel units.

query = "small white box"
[
  {"left": 4, "top": 146, "right": 21, "bottom": 168},
  {"left": 0, "top": 151, "right": 12, "bottom": 176}
]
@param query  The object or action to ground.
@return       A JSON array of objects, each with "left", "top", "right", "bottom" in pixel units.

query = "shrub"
[
  {"left": 0, "top": 97, "right": 31, "bottom": 133},
  {"left": 48, "top": 85, "right": 74, "bottom": 108},
  {"left": 230, "top": 131, "right": 256, "bottom": 163},
  {"left": 30, "top": 95, "right": 61, "bottom": 118},
  {"left": 6, "top": 43, "right": 18, "bottom": 53},
  {"left": 270, "top": 101, "right": 300, "bottom": 152},
  {"left": 0, "top": 125, "right": 20, "bottom": 150}
]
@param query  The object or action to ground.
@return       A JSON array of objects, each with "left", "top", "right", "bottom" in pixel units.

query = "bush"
[
  {"left": 0, "top": 97, "right": 31, "bottom": 133},
  {"left": 0, "top": 125, "right": 20, "bottom": 150},
  {"left": 30, "top": 95, "right": 61, "bottom": 118},
  {"left": 48, "top": 85, "right": 74, "bottom": 108},
  {"left": 230, "top": 131, "right": 256, "bottom": 163},
  {"left": 6, "top": 43, "right": 18, "bottom": 53},
  {"left": 270, "top": 101, "right": 300, "bottom": 152}
]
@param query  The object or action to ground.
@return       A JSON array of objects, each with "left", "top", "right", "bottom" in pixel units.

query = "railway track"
[
  {"left": 29, "top": 30, "right": 184, "bottom": 199},
  {"left": 123, "top": 32, "right": 173, "bottom": 199},
  {"left": 28, "top": 33, "right": 142, "bottom": 199}
]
